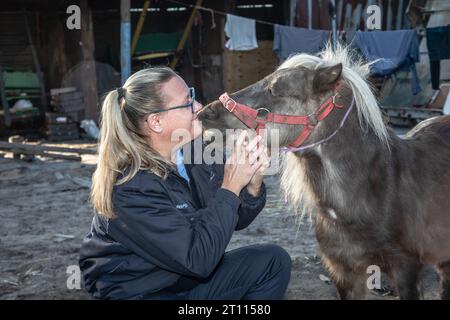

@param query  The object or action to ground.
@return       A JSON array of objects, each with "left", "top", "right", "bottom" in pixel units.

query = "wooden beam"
[
  {"left": 170, "top": 0, "right": 204, "bottom": 69},
  {"left": 23, "top": 10, "right": 47, "bottom": 110},
  {"left": 135, "top": 52, "right": 172, "bottom": 61},
  {"left": 79, "top": 0, "right": 99, "bottom": 122},
  {"left": 0, "top": 65, "right": 12, "bottom": 127},
  {"left": 42, "top": 12, "right": 68, "bottom": 89},
  {"left": 131, "top": 0, "right": 151, "bottom": 56}
]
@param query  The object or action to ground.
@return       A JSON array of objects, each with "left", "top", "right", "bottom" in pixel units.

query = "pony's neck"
[
  {"left": 296, "top": 103, "right": 393, "bottom": 215},
  {"left": 318, "top": 106, "right": 390, "bottom": 159}
]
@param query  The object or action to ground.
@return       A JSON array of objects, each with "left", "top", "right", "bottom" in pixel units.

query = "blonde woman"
[{"left": 79, "top": 67, "right": 291, "bottom": 300}]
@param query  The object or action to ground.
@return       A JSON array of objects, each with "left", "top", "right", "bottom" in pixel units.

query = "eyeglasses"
[{"left": 152, "top": 87, "right": 196, "bottom": 114}]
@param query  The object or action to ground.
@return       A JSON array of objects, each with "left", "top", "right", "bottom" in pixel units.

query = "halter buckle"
[{"left": 225, "top": 99, "right": 237, "bottom": 113}]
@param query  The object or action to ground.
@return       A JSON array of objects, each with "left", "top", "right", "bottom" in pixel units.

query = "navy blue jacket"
[{"left": 79, "top": 145, "right": 266, "bottom": 299}]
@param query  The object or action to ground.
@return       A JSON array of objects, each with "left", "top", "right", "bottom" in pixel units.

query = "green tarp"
[{"left": 133, "top": 31, "right": 186, "bottom": 54}]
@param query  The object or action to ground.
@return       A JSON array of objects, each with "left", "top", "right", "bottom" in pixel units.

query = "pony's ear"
[
  {"left": 270, "top": 66, "right": 309, "bottom": 97},
  {"left": 312, "top": 63, "right": 342, "bottom": 93}
]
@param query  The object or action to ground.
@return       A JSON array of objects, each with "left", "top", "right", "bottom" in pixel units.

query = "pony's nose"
[{"left": 197, "top": 100, "right": 221, "bottom": 121}]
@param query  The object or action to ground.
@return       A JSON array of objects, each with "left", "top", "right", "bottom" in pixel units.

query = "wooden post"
[
  {"left": 42, "top": 13, "right": 69, "bottom": 89},
  {"left": 170, "top": 0, "right": 204, "bottom": 69},
  {"left": 121, "top": 0, "right": 131, "bottom": 84},
  {"left": 23, "top": 10, "right": 47, "bottom": 110},
  {"left": 79, "top": 0, "right": 99, "bottom": 122},
  {"left": 0, "top": 65, "right": 11, "bottom": 127},
  {"left": 131, "top": 0, "right": 150, "bottom": 56}
]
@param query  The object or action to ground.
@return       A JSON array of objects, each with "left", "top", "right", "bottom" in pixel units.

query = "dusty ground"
[{"left": 0, "top": 140, "right": 441, "bottom": 300}]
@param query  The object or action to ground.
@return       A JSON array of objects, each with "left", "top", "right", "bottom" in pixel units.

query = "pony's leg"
[
  {"left": 334, "top": 272, "right": 368, "bottom": 300},
  {"left": 391, "top": 262, "right": 423, "bottom": 300},
  {"left": 329, "top": 268, "right": 368, "bottom": 300},
  {"left": 437, "top": 260, "right": 450, "bottom": 300},
  {"left": 321, "top": 254, "right": 368, "bottom": 299}
]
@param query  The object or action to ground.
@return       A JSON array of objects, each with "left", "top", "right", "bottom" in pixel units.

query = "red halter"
[{"left": 218, "top": 84, "right": 344, "bottom": 148}]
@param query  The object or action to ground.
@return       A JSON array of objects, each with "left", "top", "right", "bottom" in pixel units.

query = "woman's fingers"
[
  {"left": 232, "top": 131, "right": 248, "bottom": 164},
  {"left": 230, "top": 131, "right": 270, "bottom": 167},
  {"left": 248, "top": 144, "right": 266, "bottom": 165},
  {"left": 246, "top": 135, "right": 262, "bottom": 153},
  {"left": 235, "top": 130, "right": 247, "bottom": 150}
]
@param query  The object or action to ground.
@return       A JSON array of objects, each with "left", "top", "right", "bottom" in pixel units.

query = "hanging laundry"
[
  {"left": 273, "top": 25, "right": 330, "bottom": 63},
  {"left": 355, "top": 30, "right": 421, "bottom": 95},
  {"left": 224, "top": 14, "right": 258, "bottom": 51},
  {"left": 426, "top": 25, "right": 450, "bottom": 90}
]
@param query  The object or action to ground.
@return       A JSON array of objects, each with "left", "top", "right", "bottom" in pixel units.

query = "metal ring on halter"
[{"left": 256, "top": 107, "right": 270, "bottom": 119}]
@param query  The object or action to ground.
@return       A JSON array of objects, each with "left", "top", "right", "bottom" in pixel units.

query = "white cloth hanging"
[{"left": 224, "top": 14, "right": 258, "bottom": 51}]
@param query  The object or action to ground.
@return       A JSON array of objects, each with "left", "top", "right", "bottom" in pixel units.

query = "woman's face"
[{"left": 159, "top": 75, "right": 203, "bottom": 143}]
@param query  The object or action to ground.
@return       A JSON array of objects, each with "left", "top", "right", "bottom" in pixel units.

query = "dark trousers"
[{"left": 145, "top": 244, "right": 292, "bottom": 300}]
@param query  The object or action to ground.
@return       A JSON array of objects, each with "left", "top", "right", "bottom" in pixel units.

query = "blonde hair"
[{"left": 91, "top": 67, "right": 176, "bottom": 219}]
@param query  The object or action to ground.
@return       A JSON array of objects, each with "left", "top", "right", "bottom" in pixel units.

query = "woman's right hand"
[{"left": 221, "top": 131, "right": 264, "bottom": 196}]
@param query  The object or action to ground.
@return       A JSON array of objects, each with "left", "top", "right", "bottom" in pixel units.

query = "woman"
[{"left": 79, "top": 67, "right": 292, "bottom": 300}]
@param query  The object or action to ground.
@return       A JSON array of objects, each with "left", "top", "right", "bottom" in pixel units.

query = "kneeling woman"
[{"left": 79, "top": 67, "right": 292, "bottom": 300}]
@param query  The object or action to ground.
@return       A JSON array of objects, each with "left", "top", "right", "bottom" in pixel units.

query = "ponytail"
[{"left": 91, "top": 67, "right": 176, "bottom": 218}]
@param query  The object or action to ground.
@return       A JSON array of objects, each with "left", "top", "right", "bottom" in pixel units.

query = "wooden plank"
[
  {"left": 4, "top": 148, "right": 82, "bottom": 161},
  {"left": 0, "top": 141, "right": 97, "bottom": 155}
]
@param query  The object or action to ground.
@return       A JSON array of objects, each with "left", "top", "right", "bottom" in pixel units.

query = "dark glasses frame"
[{"left": 151, "top": 87, "right": 196, "bottom": 114}]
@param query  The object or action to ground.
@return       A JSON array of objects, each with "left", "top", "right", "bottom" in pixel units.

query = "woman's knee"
[{"left": 243, "top": 244, "right": 292, "bottom": 274}]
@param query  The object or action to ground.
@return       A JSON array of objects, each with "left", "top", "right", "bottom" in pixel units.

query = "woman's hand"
[
  {"left": 246, "top": 138, "right": 270, "bottom": 197},
  {"left": 221, "top": 131, "right": 264, "bottom": 196}
]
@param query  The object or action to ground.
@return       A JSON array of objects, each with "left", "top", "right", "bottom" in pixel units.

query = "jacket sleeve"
[
  {"left": 236, "top": 182, "right": 267, "bottom": 230},
  {"left": 107, "top": 184, "right": 241, "bottom": 279}
]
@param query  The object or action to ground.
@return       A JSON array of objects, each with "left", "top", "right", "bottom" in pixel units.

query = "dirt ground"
[{"left": 0, "top": 141, "right": 441, "bottom": 300}]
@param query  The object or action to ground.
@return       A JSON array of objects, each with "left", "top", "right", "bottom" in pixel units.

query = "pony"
[{"left": 197, "top": 45, "right": 450, "bottom": 299}]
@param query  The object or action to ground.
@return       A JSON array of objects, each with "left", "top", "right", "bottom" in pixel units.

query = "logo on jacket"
[{"left": 176, "top": 203, "right": 189, "bottom": 209}]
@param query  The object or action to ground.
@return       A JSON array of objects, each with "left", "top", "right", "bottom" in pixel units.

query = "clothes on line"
[
  {"left": 426, "top": 25, "right": 450, "bottom": 90},
  {"left": 273, "top": 24, "right": 330, "bottom": 63},
  {"left": 221, "top": 15, "right": 428, "bottom": 95},
  {"left": 355, "top": 30, "right": 421, "bottom": 95},
  {"left": 224, "top": 14, "right": 258, "bottom": 51}
]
